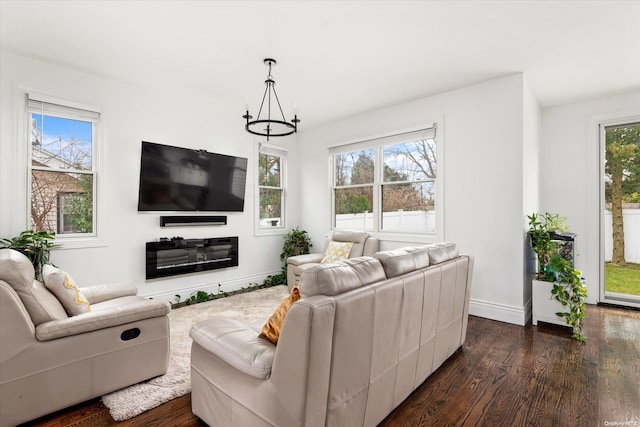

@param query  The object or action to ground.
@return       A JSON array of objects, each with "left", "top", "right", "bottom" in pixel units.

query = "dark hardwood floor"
[{"left": 20, "top": 304, "right": 640, "bottom": 427}]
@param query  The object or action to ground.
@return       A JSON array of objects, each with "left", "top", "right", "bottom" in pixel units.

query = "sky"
[{"left": 31, "top": 113, "right": 92, "bottom": 169}]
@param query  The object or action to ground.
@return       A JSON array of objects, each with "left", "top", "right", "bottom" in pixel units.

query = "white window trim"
[
  {"left": 329, "top": 121, "right": 444, "bottom": 243},
  {"left": 19, "top": 88, "right": 107, "bottom": 249},
  {"left": 255, "top": 142, "right": 288, "bottom": 236}
]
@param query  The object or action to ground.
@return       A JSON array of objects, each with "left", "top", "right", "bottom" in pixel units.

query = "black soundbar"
[{"left": 160, "top": 215, "right": 227, "bottom": 227}]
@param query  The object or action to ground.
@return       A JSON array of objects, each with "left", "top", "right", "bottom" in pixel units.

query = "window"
[
  {"left": 331, "top": 127, "right": 437, "bottom": 234},
  {"left": 257, "top": 143, "right": 287, "bottom": 230},
  {"left": 28, "top": 95, "right": 99, "bottom": 237}
]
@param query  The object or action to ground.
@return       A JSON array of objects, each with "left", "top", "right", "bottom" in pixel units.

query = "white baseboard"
[
  {"left": 142, "top": 271, "right": 281, "bottom": 304},
  {"left": 469, "top": 297, "right": 530, "bottom": 326}
]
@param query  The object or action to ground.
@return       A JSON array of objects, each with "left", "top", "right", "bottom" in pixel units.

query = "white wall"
[
  {"left": 540, "top": 90, "right": 640, "bottom": 304},
  {"left": 0, "top": 51, "right": 297, "bottom": 301},
  {"left": 522, "top": 75, "right": 541, "bottom": 312},
  {"left": 297, "top": 73, "right": 532, "bottom": 325},
  {"left": 6, "top": 48, "right": 637, "bottom": 322}
]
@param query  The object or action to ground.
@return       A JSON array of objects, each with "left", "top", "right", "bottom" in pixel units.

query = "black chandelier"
[{"left": 243, "top": 58, "right": 300, "bottom": 141}]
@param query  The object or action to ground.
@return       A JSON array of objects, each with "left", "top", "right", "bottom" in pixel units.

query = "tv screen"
[{"left": 137, "top": 141, "right": 247, "bottom": 212}]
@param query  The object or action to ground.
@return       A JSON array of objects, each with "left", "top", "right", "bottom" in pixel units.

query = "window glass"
[
  {"left": 382, "top": 181, "right": 435, "bottom": 233},
  {"left": 258, "top": 148, "right": 286, "bottom": 229},
  {"left": 29, "top": 100, "right": 97, "bottom": 236},
  {"left": 383, "top": 139, "right": 435, "bottom": 182},
  {"left": 331, "top": 128, "right": 437, "bottom": 234},
  {"left": 31, "top": 114, "right": 93, "bottom": 170},
  {"left": 335, "top": 149, "right": 375, "bottom": 186},
  {"left": 381, "top": 138, "right": 436, "bottom": 232}
]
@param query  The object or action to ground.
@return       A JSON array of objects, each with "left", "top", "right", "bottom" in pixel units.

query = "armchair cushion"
[
  {"left": 320, "top": 241, "right": 353, "bottom": 263},
  {"left": 0, "top": 249, "right": 67, "bottom": 325},
  {"left": 35, "top": 296, "right": 171, "bottom": 341},
  {"left": 42, "top": 265, "right": 91, "bottom": 316},
  {"left": 82, "top": 282, "right": 138, "bottom": 304},
  {"left": 287, "top": 253, "right": 324, "bottom": 266}
]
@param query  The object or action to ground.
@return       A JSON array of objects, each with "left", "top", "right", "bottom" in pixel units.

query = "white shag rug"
[{"left": 101, "top": 285, "right": 289, "bottom": 422}]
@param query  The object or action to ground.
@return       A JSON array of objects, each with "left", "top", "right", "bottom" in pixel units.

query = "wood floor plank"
[{"left": 19, "top": 304, "right": 640, "bottom": 427}]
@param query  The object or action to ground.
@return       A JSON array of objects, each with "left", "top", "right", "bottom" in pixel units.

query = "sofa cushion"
[
  {"left": 259, "top": 286, "right": 301, "bottom": 344},
  {"left": 0, "top": 249, "right": 67, "bottom": 325},
  {"left": 373, "top": 243, "right": 459, "bottom": 277},
  {"left": 42, "top": 265, "right": 91, "bottom": 316},
  {"left": 425, "top": 242, "right": 459, "bottom": 264},
  {"left": 374, "top": 246, "right": 431, "bottom": 278},
  {"left": 191, "top": 317, "right": 275, "bottom": 380},
  {"left": 321, "top": 241, "right": 353, "bottom": 263},
  {"left": 299, "top": 257, "right": 386, "bottom": 297}
]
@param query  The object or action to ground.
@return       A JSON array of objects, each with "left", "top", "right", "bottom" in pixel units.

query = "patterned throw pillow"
[
  {"left": 259, "top": 286, "right": 301, "bottom": 345},
  {"left": 42, "top": 264, "right": 91, "bottom": 316},
  {"left": 321, "top": 241, "right": 354, "bottom": 263}
]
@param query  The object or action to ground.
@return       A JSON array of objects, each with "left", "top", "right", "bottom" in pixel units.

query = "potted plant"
[
  {"left": 527, "top": 213, "right": 587, "bottom": 344},
  {"left": 0, "top": 230, "right": 59, "bottom": 280},
  {"left": 280, "top": 227, "right": 312, "bottom": 262},
  {"left": 263, "top": 228, "right": 313, "bottom": 286}
]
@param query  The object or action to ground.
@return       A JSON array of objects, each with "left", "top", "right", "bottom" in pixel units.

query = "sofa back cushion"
[
  {"left": 427, "top": 242, "right": 459, "bottom": 264},
  {"left": 0, "top": 249, "right": 67, "bottom": 325},
  {"left": 374, "top": 242, "right": 459, "bottom": 278},
  {"left": 299, "top": 257, "right": 386, "bottom": 297},
  {"left": 374, "top": 247, "right": 430, "bottom": 278}
]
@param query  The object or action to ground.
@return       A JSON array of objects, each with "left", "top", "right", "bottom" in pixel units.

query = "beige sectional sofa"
[{"left": 190, "top": 242, "right": 474, "bottom": 427}]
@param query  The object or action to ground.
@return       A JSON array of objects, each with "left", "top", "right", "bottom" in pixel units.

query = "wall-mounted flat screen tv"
[{"left": 137, "top": 141, "right": 247, "bottom": 212}]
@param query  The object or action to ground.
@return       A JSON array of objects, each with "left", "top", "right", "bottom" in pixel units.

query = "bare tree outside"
[{"left": 333, "top": 134, "right": 436, "bottom": 232}]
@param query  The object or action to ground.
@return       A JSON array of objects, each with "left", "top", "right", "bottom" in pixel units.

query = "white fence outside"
[
  {"left": 336, "top": 210, "right": 436, "bottom": 233},
  {"left": 604, "top": 209, "right": 640, "bottom": 264}
]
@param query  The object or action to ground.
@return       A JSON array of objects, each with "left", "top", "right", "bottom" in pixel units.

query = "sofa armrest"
[
  {"left": 35, "top": 298, "right": 170, "bottom": 341},
  {"left": 287, "top": 253, "right": 324, "bottom": 266},
  {"left": 190, "top": 317, "right": 275, "bottom": 380},
  {"left": 82, "top": 282, "right": 138, "bottom": 304}
]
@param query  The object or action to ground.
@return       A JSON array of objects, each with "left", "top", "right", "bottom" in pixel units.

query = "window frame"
[
  {"left": 22, "top": 90, "right": 107, "bottom": 249},
  {"left": 255, "top": 142, "right": 288, "bottom": 236},
  {"left": 329, "top": 124, "right": 443, "bottom": 242}
]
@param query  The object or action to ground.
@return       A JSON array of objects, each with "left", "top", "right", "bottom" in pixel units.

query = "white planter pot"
[{"left": 532, "top": 279, "right": 570, "bottom": 328}]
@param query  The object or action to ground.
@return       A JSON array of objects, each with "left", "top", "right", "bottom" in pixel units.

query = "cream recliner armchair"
[
  {"left": 0, "top": 249, "right": 171, "bottom": 427},
  {"left": 286, "top": 229, "right": 379, "bottom": 290}
]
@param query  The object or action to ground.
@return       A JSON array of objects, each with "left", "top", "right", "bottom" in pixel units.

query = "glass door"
[{"left": 601, "top": 121, "right": 640, "bottom": 308}]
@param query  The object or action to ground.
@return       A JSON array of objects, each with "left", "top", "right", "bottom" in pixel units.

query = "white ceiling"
[{"left": 2, "top": 0, "right": 639, "bottom": 130}]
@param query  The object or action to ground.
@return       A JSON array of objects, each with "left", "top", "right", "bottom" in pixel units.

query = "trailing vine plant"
[
  {"left": 527, "top": 212, "right": 587, "bottom": 344},
  {"left": 548, "top": 256, "right": 588, "bottom": 344}
]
